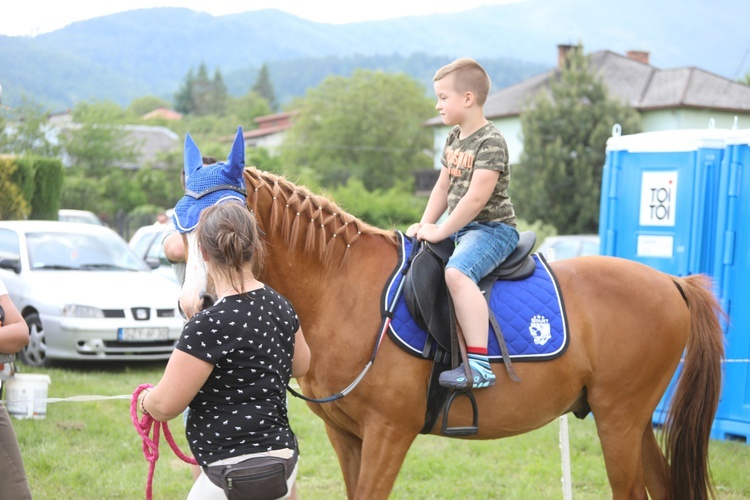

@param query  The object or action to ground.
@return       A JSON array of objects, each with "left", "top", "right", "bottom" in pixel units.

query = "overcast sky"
[{"left": 0, "top": 0, "right": 521, "bottom": 36}]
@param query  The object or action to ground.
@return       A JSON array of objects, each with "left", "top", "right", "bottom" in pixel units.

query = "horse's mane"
[{"left": 244, "top": 168, "right": 398, "bottom": 267}]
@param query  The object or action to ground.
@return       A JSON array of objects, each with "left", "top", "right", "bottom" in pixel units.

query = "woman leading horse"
[{"left": 175, "top": 128, "right": 724, "bottom": 500}]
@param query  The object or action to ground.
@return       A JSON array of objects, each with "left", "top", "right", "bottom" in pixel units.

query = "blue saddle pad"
[{"left": 385, "top": 232, "right": 569, "bottom": 362}]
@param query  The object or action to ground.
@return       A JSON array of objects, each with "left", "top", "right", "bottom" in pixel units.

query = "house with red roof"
[{"left": 241, "top": 111, "right": 298, "bottom": 154}]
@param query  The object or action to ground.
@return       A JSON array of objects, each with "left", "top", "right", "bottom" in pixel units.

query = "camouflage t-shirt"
[{"left": 441, "top": 122, "right": 516, "bottom": 227}]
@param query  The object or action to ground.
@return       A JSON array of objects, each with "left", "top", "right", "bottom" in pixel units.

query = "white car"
[
  {"left": 0, "top": 221, "right": 184, "bottom": 367},
  {"left": 128, "top": 223, "right": 179, "bottom": 284},
  {"left": 536, "top": 234, "right": 600, "bottom": 261},
  {"left": 58, "top": 209, "right": 105, "bottom": 226}
]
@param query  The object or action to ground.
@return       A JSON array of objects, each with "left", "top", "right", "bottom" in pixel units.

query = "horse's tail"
[{"left": 665, "top": 274, "right": 724, "bottom": 500}]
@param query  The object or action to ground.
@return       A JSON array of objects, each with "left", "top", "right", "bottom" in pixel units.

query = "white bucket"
[{"left": 5, "top": 373, "right": 52, "bottom": 419}]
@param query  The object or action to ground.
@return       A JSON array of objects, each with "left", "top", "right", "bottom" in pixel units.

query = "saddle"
[
  {"left": 402, "top": 231, "right": 536, "bottom": 436},
  {"left": 404, "top": 231, "right": 536, "bottom": 352}
]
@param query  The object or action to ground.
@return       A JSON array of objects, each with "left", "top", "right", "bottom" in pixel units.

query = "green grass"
[{"left": 7, "top": 362, "right": 750, "bottom": 499}]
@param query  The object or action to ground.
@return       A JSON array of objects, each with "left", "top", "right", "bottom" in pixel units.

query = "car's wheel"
[{"left": 19, "top": 312, "right": 50, "bottom": 367}]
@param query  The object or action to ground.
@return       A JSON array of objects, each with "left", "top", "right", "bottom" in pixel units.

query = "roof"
[
  {"left": 242, "top": 111, "right": 298, "bottom": 140},
  {"left": 254, "top": 111, "right": 298, "bottom": 126},
  {"left": 142, "top": 107, "right": 183, "bottom": 121},
  {"left": 242, "top": 123, "right": 293, "bottom": 140},
  {"left": 426, "top": 49, "right": 750, "bottom": 125},
  {"left": 120, "top": 125, "right": 179, "bottom": 168},
  {"left": 605, "top": 127, "right": 750, "bottom": 153},
  {"left": 592, "top": 51, "right": 750, "bottom": 113}
]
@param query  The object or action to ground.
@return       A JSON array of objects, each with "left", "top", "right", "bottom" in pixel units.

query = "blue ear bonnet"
[{"left": 173, "top": 127, "right": 247, "bottom": 233}]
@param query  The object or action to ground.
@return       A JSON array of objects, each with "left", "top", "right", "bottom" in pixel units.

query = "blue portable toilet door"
[
  {"left": 600, "top": 130, "right": 727, "bottom": 277},
  {"left": 711, "top": 134, "right": 750, "bottom": 443},
  {"left": 635, "top": 169, "right": 681, "bottom": 265}
]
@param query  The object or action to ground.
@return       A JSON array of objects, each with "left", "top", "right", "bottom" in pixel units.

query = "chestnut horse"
[{"left": 176, "top": 160, "right": 724, "bottom": 498}]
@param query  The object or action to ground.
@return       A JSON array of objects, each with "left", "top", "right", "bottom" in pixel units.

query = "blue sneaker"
[{"left": 438, "top": 363, "right": 496, "bottom": 389}]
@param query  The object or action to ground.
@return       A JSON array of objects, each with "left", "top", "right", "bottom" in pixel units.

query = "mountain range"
[{"left": 1, "top": 0, "right": 748, "bottom": 112}]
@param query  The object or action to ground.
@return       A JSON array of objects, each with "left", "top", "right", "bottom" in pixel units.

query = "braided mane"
[{"left": 243, "top": 168, "right": 398, "bottom": 267}]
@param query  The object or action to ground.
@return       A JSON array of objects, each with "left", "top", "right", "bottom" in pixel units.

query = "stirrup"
[{"left": 441, "top": 389, "right": 479, "bottom": 436}]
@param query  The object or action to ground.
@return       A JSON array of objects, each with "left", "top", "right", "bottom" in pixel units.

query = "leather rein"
[
  {"left": 181, "top": 181, "right": 395, "bottom": 404},
  {"left": 286, "top": 235, "right": 418, "bottom": 404}
]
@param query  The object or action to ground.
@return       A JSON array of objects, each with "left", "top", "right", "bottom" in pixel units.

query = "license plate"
[{"left": 118, "top": 327, "right": 169, "bottom": 341}]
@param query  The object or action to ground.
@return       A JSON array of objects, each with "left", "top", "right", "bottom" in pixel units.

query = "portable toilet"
[
  {"left": 709, "top": 130, "right": 750, "bottom": 442},
  {"left": 599, "top": 126, "right": 730, "bottom": 427},
  {"left": 600, "top": 126, "right": 729, "bottom": 277}
]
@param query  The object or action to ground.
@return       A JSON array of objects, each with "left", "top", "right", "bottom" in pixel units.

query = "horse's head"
[{"left": 174, "top": 126, "right": 247, "bottom": 318}]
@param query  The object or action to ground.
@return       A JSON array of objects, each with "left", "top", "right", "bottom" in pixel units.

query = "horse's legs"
[
  {"left": 354, "top": 425, "right": 417, "bottom": 500},
  {"left": 641, "top": 425, "right": 669, "bottom": 499},
  {"left": 324, "top": 424, "right": 363, "bottom": 498},
  {"left": 592, "top": 412, "right": 648, "bottom": 499}
]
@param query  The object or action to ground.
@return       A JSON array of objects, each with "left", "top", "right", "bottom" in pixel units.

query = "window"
[{"left": 0, "top": 229, "right": 20, "bottom": 260}]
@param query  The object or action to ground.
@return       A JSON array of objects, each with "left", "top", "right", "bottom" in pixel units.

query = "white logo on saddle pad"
[{"left": 528, "top": 315, "right": 551, "bottom": 346}]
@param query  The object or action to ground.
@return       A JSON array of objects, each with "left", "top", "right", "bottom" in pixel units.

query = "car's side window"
[
  {"left": 145, "top": 235, "right": 162, "bottom": 261},
  {"left": 131, "top": 233, "right": 155, "bottom": 260},
  {"left": 0, "top": 229, "right": 20, "bottom": 260}
]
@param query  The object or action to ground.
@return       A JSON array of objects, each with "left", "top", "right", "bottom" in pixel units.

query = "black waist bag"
[{"left": 204, "top": 452, "right": 297, "bottom": 500}]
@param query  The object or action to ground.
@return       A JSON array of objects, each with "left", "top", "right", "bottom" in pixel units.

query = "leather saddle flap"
[{"left": 403, "top": 245, "right": 451, "bottom": 347}]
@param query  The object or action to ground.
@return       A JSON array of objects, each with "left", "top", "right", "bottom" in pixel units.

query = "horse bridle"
[{"left": 184, "top": 183, "right": 247, "bottom": 200}]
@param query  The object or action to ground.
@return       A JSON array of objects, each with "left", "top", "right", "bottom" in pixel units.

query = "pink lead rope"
[{"left": 131, "top": 384, "right": 198, "bottom": 499}]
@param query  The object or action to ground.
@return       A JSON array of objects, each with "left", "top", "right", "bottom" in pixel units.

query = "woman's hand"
[{"left": 137, "top": 388, "right": 152, "bottom": 416}]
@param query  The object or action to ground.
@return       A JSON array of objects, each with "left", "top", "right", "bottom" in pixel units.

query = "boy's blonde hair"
[{"left": 433, "top": 58, "right": 491, "bottom": 106}]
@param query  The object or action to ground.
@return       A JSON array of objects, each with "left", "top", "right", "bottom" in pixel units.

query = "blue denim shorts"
[{"left": 446, "top": 221, "right": 520, "bottom": 284}]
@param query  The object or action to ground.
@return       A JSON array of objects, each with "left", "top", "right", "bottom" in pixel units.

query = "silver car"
[{"left": 0, "top": 221, "right": 184, "bottom": 367}]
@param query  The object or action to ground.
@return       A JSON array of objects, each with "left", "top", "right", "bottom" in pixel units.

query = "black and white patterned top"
[{"left": 175, "top": 285, "right": 300, "bottom": 465}]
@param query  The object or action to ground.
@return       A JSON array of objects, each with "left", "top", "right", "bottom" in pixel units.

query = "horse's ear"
[
  {"left": 224, "top": 126, "right": 245, "bottom": 181},
  {"left": 184, "top": 133, "right": 203, "bottom": 182}
]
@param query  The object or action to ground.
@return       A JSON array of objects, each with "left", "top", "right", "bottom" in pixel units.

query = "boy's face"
[{"left": 433, "top": 74, "right": 466, "bottom": 127}]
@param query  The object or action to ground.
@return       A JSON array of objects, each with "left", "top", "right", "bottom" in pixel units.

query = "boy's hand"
[
  {"left": 416, "top": 223, "right": 444, "bottom": 243},
  {"left": 406, "top": 223, "right": 423, "bottom": 238}
]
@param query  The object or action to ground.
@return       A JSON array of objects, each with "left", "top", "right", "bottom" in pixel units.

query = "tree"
[
  {"left": 252, "top": 64, "right": 277, "bottom": 112},
  {"left": 128, "top": 95, "right": 171, "bottom": 117},
  {"left": 174, "top": 68, "right": 195, "bottom": 115},
  {"left": 328, "top": 177, "right": 425, "bottom": 230},
  {"left": 513, "top": 44, "right": 642, "bottom": 235},
  {"left": 228, "top": 91, "right": 272, "bottom": 129},
  {"left": 173, "top": 63, "right": 228, "bottom": 116},
  {"left": 280, "top": 69, "right": 435, "bottom": 191},
  {"left": 57, "top": 100, "right": 143, "bottom": 217},
  {"left": 0, "top": 158, "right": 30, "bottom": 220},
  {"left": 190, "top": 63, "right": 212, "bottom": 115},
  {"left": 0, "top": 96, "right": 60, "bottom": 157},
  {"left": 60, "top": 101, "right": 138, "bottom": 176},
  {"left": 741, "top": 72, "right": 750, "bottom": 87},
  {"left": 209, "top": 69, "right": 228, "bottom": 116}
]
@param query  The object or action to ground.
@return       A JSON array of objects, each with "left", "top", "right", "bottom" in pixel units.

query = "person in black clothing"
[
  {"left": 138, "top": 201, "right": 310, "bottom": 499},
  {"left": 0, "top": 278, "right": 32, "bottom": 499}
]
